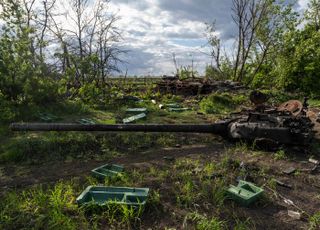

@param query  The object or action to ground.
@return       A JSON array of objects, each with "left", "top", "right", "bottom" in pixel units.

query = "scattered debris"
[
  {"left": 284, "top": 198, "right": 294, "bottom": 206},
  {"left": 123, "top": 113, "right": 146, "bottom": 124},
  {"left": 265, "top": 186, "right": 308, "bottom": 215},
  {"left": 226, "top": 180, "right": 264, "bottom": 206},
  {"left": 288, "top": 210, "right": 302, "bottom": 220},
  {"left": 282, "top": 167, "right": 296, "bottom": 175},
  {"left": 275, "top": 179, "right": 292, "bottom": 189},
  {"left": 277, "top": 100, "right": 303, "bottom": 116},
  {"left": 76, "top": 186, "right": 149, "bottom": 207},
  {"left": 300, "top": 165, "right": 318, "bottom": 174},
  {"left": 91, "top": 164, "right": 123, "bottom": 180},
  {"left": 308, "top": 158, "right": 319, "bottom": 165},
  {"left": 156, "top": 76, "right": 246, "bottom": 96}
]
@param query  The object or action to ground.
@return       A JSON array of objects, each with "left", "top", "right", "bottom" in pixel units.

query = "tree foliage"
[
  {"left": 0, "top": 0, "right": 123, "bottom": 107},
  {"left": 276, "top": 1, "right": 320, "bottom": 95}
]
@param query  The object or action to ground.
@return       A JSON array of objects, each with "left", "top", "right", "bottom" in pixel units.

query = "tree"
[
  {"left": 207, "top": 0, "right": 297, "bottom": 84},
  {"left": 0, "top": 0, "right": 58, "bottom": 104},
  {"left": 276, "top": 1, "right": 320, "bottom": 95},
  {"left": 205, "top": 22, "right": 233, "bottom": 80},
  {"left": 305, "top": 0, "right": 320, "bottom": 30},
  {"left": 48, "top": 0, "right": 123, "bottom": 88}
]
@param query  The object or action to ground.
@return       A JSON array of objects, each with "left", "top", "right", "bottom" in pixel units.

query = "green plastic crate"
[
  {"left": 38, "top": 112, "right": 59, "bottom": 122},
  {"left": 165, "top": 103, "right": 181, "bottom": 108},
  {"left": 76, "top": 186, "right": 149, "bottom": 207},
  {"left": 126, "top": 108, "right": 148, "bottom": 113},
  {"left": 91, "top": 164, "right": 124, "bottom": 180},
  {"left": 168, "top": 108, "right": 190, "bottom": 112},
  {"left": 77, "top": 118, "right": 96, "bottom": 125},
  {"left": 123, "top": 113, "right": 146, "bottom": 124},
  {"left": 226, "top": 180, "right": 264, "bottom": 206}
]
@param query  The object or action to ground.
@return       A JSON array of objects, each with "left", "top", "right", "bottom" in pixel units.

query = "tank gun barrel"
[
  {"left": 10, "top": 116, "right": 314, "bottom": 146},
  {"left": 10, "top": 122, "right": 229, "bottom": 134}
]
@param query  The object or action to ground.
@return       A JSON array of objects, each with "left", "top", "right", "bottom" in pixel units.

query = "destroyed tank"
[{"left": 10, "top": 99, "right": 315, "bottom": 147}]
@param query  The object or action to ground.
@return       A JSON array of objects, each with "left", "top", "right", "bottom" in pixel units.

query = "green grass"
[
  {"left": 2, "top": 89, "right": 317, "bottom": 229},
  {"left": 0, "top": 180, "right": 85, "bottom": 230},
  {"left": 199, "top": 92, "right": 247, "bottom": 115},
  {"left": 184, "top": 212, "right": 226, "bottom": 230},
  {"left": 309, "top": 212, "right": 320, "bottom": 230},
  {"left": 274, "top": 149, "right": 287, "bottom": 160},
  {"left": 0, "top": 177, "right": 148, "bottom": 230}
]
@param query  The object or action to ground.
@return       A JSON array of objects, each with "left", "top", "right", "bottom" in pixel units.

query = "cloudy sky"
[{"left": 107, "top": 0, "right": 310, "bottom": 76}]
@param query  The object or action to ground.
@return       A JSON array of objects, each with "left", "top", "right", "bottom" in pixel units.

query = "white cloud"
[{"left": 108, "top": 0, "right": 220, "bottom": 75}]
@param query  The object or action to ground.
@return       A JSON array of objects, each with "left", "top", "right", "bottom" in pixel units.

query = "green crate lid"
[{"left": 123, "top": 113, "right": 146, "bottom": 124}]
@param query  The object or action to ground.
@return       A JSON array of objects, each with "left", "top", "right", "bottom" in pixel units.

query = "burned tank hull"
[{"left": 229, "top": 111, "right": 314, "bottom": 145}]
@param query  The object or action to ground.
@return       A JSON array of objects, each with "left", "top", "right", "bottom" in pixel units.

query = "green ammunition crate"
[
  {"left": 38, "top": 112, "right": 59, "bottom": 122},
  {"left": 165, "top": 103, "right": 181, "bottom": 108},
  {"left": 77, "top": 118, "right": 96, "bottom": 125},
  {"left": 123, "top": 113, "right": 146, "bottom": 124},
  {"left": 91, "top": 164, "right": 124, "bottom": 180},
  {"left": 126, "top": 108, "right": 148, "bottom": 113},
  {"left": 168, "top": 108, "right": 190, "bottom": 112},
  {"left": 76, "top": 186, "right": 149, "bottom": 207},
  {"left": 226, "top": 180, "right": 264, "bottom": 206}
]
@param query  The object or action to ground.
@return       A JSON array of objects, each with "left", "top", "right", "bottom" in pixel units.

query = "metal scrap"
[
  {"left": 156, "top": 76, "right": 246, "bottom": 96},
  {"left": 275, "top": 179, "right": 292, "bottom": 189},
  {"left": 282, "top": 167, "right": 296, "bottom": 175},
  {"left": 277, "top": 100, "right": 303, "bottom": 116}
]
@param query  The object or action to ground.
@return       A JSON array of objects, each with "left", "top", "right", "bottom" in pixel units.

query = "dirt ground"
[
  {"left": 1, "top": 136, "right": 320, "bottom": 229},
  {"left": 1, "top": 107, "right": 320, "bottom": 229}
]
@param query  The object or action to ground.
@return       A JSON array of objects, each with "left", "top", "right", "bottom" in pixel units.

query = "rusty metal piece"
[{"left": 277, "top": 100, "right": 303, "bottom": 116}]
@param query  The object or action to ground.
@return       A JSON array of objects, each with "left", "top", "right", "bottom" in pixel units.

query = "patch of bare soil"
[
  {"left": 1, "top": 139, "right": 320, "bottom": 229},
  {"left": 0, "top": 143, "right": 224, "bottom": 190}
]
